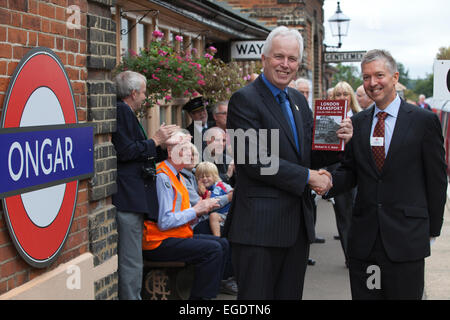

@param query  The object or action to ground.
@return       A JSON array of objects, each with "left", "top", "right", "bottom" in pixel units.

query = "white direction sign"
[
  {"left": 231, "top": 40, "right": 265, "bottom": 60},
  {"left": 324, "top": 51, "right": 366, "bottom": 63},
  {"left": 433, "top": 60, "right": 450, "bottom": 100}
]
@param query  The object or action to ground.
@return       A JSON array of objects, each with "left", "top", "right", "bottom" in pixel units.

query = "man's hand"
[
  {"left": 308, "top": 169, "right": 332, "bottom": 195},
  {"left": 193, "top": 198, "right": 220, "bottom": 217},
  {"left": 336, "top": 118, "right": 353, "bottom": 145},
  {"left": 151, "top": 123, "right": 180, "bottom": 147}
]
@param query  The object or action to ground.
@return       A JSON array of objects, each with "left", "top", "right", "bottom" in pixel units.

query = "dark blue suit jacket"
[{"left": 112, "top": 100, "right": 167, "bottom": 220}]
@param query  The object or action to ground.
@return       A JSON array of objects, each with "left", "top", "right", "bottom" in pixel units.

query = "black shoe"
[
  {"left": 308, "top": 258, "right": 316, "bottom": 266},
  {"left": 334, "top": 235, "right": 340, "bottom": 240},
  {"left": 314, "top": 236, "right": 326, "bottom": 243}
]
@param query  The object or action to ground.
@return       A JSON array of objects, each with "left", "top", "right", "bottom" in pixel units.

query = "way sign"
[
  {"left": 1, "top": 47, "right": 94, "bottom": 268},
  {"left": 231, "top": 40, "right": 265, "bottom": 60},
  {"left": 324, "top": 51, "right": 366, "bottom": 63}
]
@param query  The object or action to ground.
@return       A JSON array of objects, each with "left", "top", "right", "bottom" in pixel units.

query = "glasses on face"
[{"left": 215, "top": 111, "right": 227, "bottom": 115}]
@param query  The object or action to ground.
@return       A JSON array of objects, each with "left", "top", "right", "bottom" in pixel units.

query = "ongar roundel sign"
[{"left": 0, "top": 47, "right": 94, "bottom": 268}]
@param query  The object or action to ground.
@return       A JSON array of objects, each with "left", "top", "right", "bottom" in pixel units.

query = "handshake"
[{"left": 308, "top": 169, "right": 333, "bottom": 196}]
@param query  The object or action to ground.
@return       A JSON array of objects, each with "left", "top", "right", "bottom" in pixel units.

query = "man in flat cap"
[{"left": 184, "top": 96, "right": 212, "bottom": 154}]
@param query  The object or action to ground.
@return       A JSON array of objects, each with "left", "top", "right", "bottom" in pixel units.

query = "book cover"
[{"left": 312, "top": 99, "right": 348, "bottom": 151}]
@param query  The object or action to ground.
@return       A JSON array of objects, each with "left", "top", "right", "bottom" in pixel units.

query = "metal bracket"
[{"left": 120, "top": 8, "right": 159, "bottom": 37}]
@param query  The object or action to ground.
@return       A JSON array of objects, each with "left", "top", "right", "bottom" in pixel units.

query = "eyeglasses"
[{"left": 215, "top": 112, "right": 227, "bottom": 115}]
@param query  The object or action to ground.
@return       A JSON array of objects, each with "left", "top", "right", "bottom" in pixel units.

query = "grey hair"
[
  {"left": 361, "top": 49, "right": 398, "bottom": 75},
  {"left": 212, "top": 101, "right": 228, "bottom": 114},
  {"left": 115, "top": 70, "right": 147, "bottom": 99},
  {"left": 295, "top": 77, "right": 310, "bottom": 87},
  {"left": 262, "top": 26, "right": 304, "bottom": 62}
]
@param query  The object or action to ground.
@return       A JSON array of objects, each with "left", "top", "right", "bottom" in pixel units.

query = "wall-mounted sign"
[
  {"left": 231, "top": 40, "right": 265, "bottom": 60},
  {"left": 0, "top": 47, "right": 94, "bottom": 268},
  {"left": 433, "top": 60, "right": 450, "bottom": 100},
  {"left": 324, "top": 51, "right": 366, "bottom": 63}
]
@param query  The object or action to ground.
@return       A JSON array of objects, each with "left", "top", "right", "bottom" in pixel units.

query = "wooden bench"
[{"left": 141, "top": 260, "right": 194, "bottom": 300}]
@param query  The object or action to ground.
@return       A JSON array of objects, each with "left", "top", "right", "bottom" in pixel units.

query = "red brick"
[
  {"left": 28, "top": 31, "right": 38, "bottom": 46},
  {"left": 9, "top": 0, "right": 27, "bottom": 11},
  {"left": 0, "top": 26, "right": 6, "bottom": 42},
  {"left": 51, "top": 21, "right": 67, "bottom": 36},
  {"left": 0, "top": 61, "right": 6, "bottom": 75},
  {"left": 9, "top": 12, "right": 22, "bottom": 28},
  {"left": 0, "top": 8, "right": 10, "bottom": 25},
  {"left": 41, "top": 18, "right": 51, "bottom": 33},
  {"left": 8, "top": 28, "right": 28, "bottom": 45},
  {"left": 65, "top": 39, "right": 79, "bottom": 53},
  {"left": 0, "top": 258, "right": 28, "bottom": 278},
  {"left": 38, "top": 33, "right": 54, "bottom": 48},
  {"left": 56, "top": 37, "right": 64, "bottom": 50},
  {"left": 13, "top": 45, "right": 31, "bottom": 60},
  {"left": 22, "top": 14, "right": 41, "bottom": 31},
  {"left": 0, "top": 77, "right": 10, "bottom": 92},
  {"left": 0, "top": 43, "right": 12, "bottom": 59},
  {"left": 0, "top": 244, "right": 17, "bottom": 262},
  {"left": 7, "top": 61, "right": 18, "bottom": 75},
  {"left": 28, "top": 0, "right": 39, "bottom": 15},
  {"left": 39, "top": 2, "right": 55, "bottom": 19}
]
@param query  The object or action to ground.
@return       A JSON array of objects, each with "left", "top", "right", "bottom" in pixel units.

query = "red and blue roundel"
[{"left": 1, "top": 47, "right": 94, "bottom": 268}]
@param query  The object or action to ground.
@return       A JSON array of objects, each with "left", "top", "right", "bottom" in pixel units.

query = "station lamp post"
[{"left": 325, "top": 1, "right": 350, "bottom": 49}]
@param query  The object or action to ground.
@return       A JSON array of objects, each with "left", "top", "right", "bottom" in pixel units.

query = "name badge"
[{"left": 370, "top": 137, "right": 384, "bottom": 147}]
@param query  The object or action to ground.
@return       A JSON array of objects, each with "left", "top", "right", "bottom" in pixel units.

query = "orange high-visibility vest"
[{"left": 142, "top": 161, "right": 193, "bottom": 250}]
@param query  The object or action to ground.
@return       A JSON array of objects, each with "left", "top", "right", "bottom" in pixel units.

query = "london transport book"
[{"left": 312, "top": 99, "right": 348, "bottom": 151}]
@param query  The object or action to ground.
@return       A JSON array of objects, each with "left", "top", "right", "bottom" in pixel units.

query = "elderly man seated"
[{"left": 142, "top": 131, "right": 229, "bottom": 300}]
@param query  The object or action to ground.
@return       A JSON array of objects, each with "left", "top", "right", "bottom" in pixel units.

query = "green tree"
[
  {"left": 436, "top": 46, "right": 450, "bottom": 59},
  {"left": 413, "top": 73, "right": 433, "bottom": 98},
  {"left": 397, "top": 62, "right": 411, "bottom": 89},
  {"left": 331, "top": 63, "right": 362, "bottom": 89}
]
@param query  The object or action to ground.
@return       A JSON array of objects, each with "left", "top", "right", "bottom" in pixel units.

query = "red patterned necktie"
[{"left": 372, "top": 112, "right": 388, "bottom": 171}]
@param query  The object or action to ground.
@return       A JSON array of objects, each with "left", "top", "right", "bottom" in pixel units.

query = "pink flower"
[
  {"left": 165, "top": 95, "right": 172, "bottom": 101},
  {"left": 152, "top": 30, "right": 164, "bottom": 39},
  {"left": 128, "top": 49, "right": 137, "bottom": 56},
  {"left": 177, "top": 75, "right": 183, "bottom": 79},
  {"left": 192, "top": 92, "right": 198, "bottom": 97},
  {"left": 158, "top": 49, "right": 167, "bottom": 56},
  {"left": 152, "top": 74, "right": 160, "bottom": 81},
  {"left": 175, "top": 35, "right": 183, "bottom": 42},
  {"left": 184, "top": 90, "right": 190, "bottom": 96},
  {"left": 208, "top": 46, "right": 217, "bottom": 53},
  {"left": 204, "top": 53, "right": 213, "bottom": 60},
  {"left": 197, "top": 80, "right": 206, "bottom": 86}
]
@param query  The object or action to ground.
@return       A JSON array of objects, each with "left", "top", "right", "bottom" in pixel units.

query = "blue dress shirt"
[
  {"left": 156, "top": 161, "right": 197, "bottom": 231},
  {"left": 370, "top": 94, "right": 401, "bottom": 157}
]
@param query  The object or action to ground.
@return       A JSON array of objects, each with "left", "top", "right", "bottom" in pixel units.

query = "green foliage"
[
  {"left": 413, "top": 73, "right": 434, "bottom": 98},
  {"left": 115, "top": 30, "right": 248, "bottom": 110},
  {"left": 436, "top": 46, "right": 450, "bottom": 59},
  {"left": 331, "top": 63, "right": 362, "bottom": 90}
]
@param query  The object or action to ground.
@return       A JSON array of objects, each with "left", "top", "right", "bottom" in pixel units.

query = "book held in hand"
[{"left": 312, "top": 99, "right": 348, "bottom": 151}]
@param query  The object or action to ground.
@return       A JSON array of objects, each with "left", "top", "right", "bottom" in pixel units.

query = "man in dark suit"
[
  {"left": 323, "top": 49, "right": 447, "bottom": 299},
  {"left": 112, "top": 70, "right": 178, "bottom": 300},
  {"left": 183, "top": 97, "right": 215, "bottom": 154},
  {"left": 225, "top": 26, "right": 353, "bottom": 300}
]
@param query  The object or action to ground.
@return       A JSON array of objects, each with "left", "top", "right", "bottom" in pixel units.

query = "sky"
[{"left": 323, "top": 0, "right": 449, "bottom": 79}]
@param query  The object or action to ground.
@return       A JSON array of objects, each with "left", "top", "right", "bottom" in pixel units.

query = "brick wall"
[
  {"left": 86, "top": 0, "right": 117, "bottom": 300},
  {"left": 0, "top": 0, "right": 118, "bottom": 299}
]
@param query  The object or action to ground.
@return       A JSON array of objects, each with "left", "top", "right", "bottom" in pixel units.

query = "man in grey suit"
[{"left": 225, "top": 26, "right": 353, "bottom": 300}]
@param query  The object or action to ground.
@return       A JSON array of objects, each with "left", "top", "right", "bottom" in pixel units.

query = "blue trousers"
[{"left": 143, "top": 234, "right": 229, "bottom": 299}]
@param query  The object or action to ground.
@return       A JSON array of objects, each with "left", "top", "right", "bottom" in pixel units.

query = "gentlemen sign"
[
  {"left": 324, "top": 51, "right": 366, "bottom": 63},
  {"left": 1, "top": 47, "right": 94, "bottom": 268},
  {"left": 231, "top": 40, "right": 265, "bottom": 59}
]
